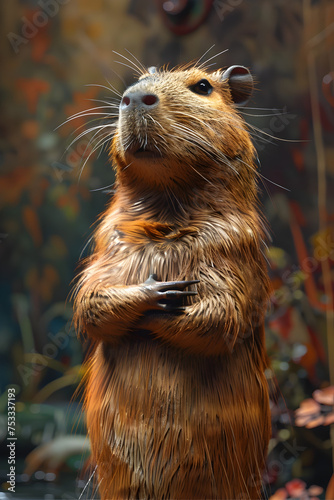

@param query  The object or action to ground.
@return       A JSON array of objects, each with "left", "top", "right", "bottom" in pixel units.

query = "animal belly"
[{"left": 85, "top": 340, "right": 270, "bottom": 500}]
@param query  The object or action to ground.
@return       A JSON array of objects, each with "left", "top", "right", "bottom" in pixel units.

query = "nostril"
[
  {"left": 122, "top": 96, "right": 131, "bottom": 106},
  {"left": 142, "top": 94, "right": 158, "bottom": 106},
  {"left": 121, "top": 93, "right": 159, "bottom": 109}
]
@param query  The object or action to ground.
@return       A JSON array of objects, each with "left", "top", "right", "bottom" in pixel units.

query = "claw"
[
  {"left": 145, "top": 276, "right": 200, "bottom": 292},
  {"left": 161, "top": 280, "right": 200, "bottom": 290},
  {"left": 143, "top": 275, "right": 199, "bottom": 312},
  {"left": 145, "top": 274, "right": 158, "bottom": 285}
]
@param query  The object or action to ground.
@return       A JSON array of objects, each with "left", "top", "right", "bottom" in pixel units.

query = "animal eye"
[{"left": 190, "top": 79, "right": 213, "bottom": 95}]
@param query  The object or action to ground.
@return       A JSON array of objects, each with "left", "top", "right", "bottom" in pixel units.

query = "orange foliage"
[
  {"left": 16, "top": 78, "right": 50, "bottom": 114},
  {"left": 63, "top": 88, "right": 99, "bottom": 131},
  {"left": 23, "top": 206, "right": 43, "bottom": 247},
  {"left": 26, "top": 265, "right": 60, "bottom": 302},
  {"left": 0, "top": 167, "right": 35, "bottom": 207},
  {"left": 23, "top": 8, "right": 51, "bottom": 62},
  {"left": 21, "top": 120, "right": 39, "bottom": 139}
]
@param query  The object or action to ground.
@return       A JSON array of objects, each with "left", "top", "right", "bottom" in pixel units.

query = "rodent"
[{"left": 73, "top": 60, "right": 271, "bottom": 499}]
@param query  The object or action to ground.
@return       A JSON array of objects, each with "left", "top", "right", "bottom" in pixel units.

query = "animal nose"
[{"left": 120, "top": 91, "right": 159, "bottom": 110}]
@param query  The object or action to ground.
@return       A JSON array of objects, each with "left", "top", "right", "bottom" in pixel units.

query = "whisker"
[
  {"left": 77, "top": 145, "right": 99, "bottom": 182},
  {"left": 79, "top": 236, "right": 94, "bottom": 259},
  {"left": 85, "top": 83, "right": 122, "bottom": 97},
  {"left": 171, "top": 110, "right": 217, "bottom": 133},
  {"left": 74, "top": 123, "right": 115, "bottom": 182},
  {"left": 124, "top": 48, "right": 147, "bottom": 74},
  {"left": 104, "top": 77, "right": 124, "bottom": 98},
  {"left": 122, "top": 161, "right": 134, "bottom": 172},
  {"left": 66, "top": 105, "right": 118, "bottom": 119},
  {"left": 146, "top": 114, "right": 164, "bottom": 130},
  {"left": 169, "top": 122, "right": 257, "bottom": 178},
  {"left": 189, "top": 164, "right": 216, "bottom": 186},
  {"left": 66, "top": 124, "right": 116, "bottom": 152},
  {"left": 113, "top": 59, "right": 144, "bottom": 76},
  {"left": 90, "top": 182, "right": 116, "bottom": 193},
  {"left": 64, "top": 126, "right": 103, "bottom": 153},
  {"left": 168, "top": 105, "right": 258, "bottom": 139},
  {"left": 78, "top": 464, "right": 98, "bottom": 500},
  {"left": 197, "top": 48, "right": 229, "bottom": 69},
  {"left": 156, "top": 133, "right": 168, "bottom": 146},
  {"left": 88, "top": 98, "right": 120, "bottom": 107},
  {"left": 258, "top": 174, "right": 290, "bottom": 191},
  {"left": 113, "top": 50, "right": 145, "bottom": 76},
  {"left": 57, "top": 110, "right": 118, "bottom": 130},
  {"left": 249, "top": 123, "right": 302, "bottom": 144},
  {"left": 242, "top": 106, "right": 285, "bottom": 111},
  {"left": 204, "top": 62, "right": 220, "bottom": 69},
  {"left": 92, "top": 133, "right": 114, "bottom": 158},
  {"left": 152, "top": 140, "right": 163, "bottom": 156},
  {"left": 195, "top": 44, "right": 216, "bottom": 66},
  {"left": 237, "top": 156, "right": 289, "bottom": 192},
  {"left": 241, "top": 111, "right": 287, "bottom": 117},
  {"left": 106, "top": 70, "right": 127, "bottom": 90},
  {"left": 207, "top": 113, "right": 284, "bottom": 145},
  {"left": 86, "top": 128, "right": 114, "bottom": 153},
  {"left": 65, "top": 111, "right": 117, "bottom": 123},
  {"left": 63, "top": 119, "right": 115, "bottom": 151}
]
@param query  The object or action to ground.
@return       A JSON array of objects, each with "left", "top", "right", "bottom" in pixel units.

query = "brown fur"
[{"left": 73, "top": 62, "right": 271, "bottom": 499}]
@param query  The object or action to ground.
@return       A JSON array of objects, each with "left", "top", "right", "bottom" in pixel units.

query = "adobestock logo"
[{"left": 7, "top": 0, "right": 70, "bottom": 55}]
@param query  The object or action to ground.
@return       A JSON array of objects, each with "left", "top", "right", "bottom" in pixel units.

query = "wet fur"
[{"left": 73, "top": 63, "right": 271, "bottom": 499}]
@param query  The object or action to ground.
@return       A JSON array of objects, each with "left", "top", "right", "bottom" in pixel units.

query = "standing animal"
[{"left": 73, "top": 59, "right": 271, "bottom": 499}]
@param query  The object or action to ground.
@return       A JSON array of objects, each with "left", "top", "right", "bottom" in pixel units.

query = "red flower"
[{"left": 285, "top": 479, "right": 307, "bottom": 498}]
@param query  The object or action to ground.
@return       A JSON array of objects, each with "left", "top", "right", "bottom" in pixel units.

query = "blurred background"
[{"left": 0, "top": 0, "right": 333, "bottom": 498}]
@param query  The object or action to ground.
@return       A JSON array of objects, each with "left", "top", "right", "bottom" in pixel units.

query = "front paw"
[{"left": 143, "top": 274, "right": 199, "bottom": 312}]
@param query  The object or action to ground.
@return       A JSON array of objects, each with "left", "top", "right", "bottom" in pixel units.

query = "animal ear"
[{"left": 221, "top": 65, "right": 253, "bottom": 106}]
